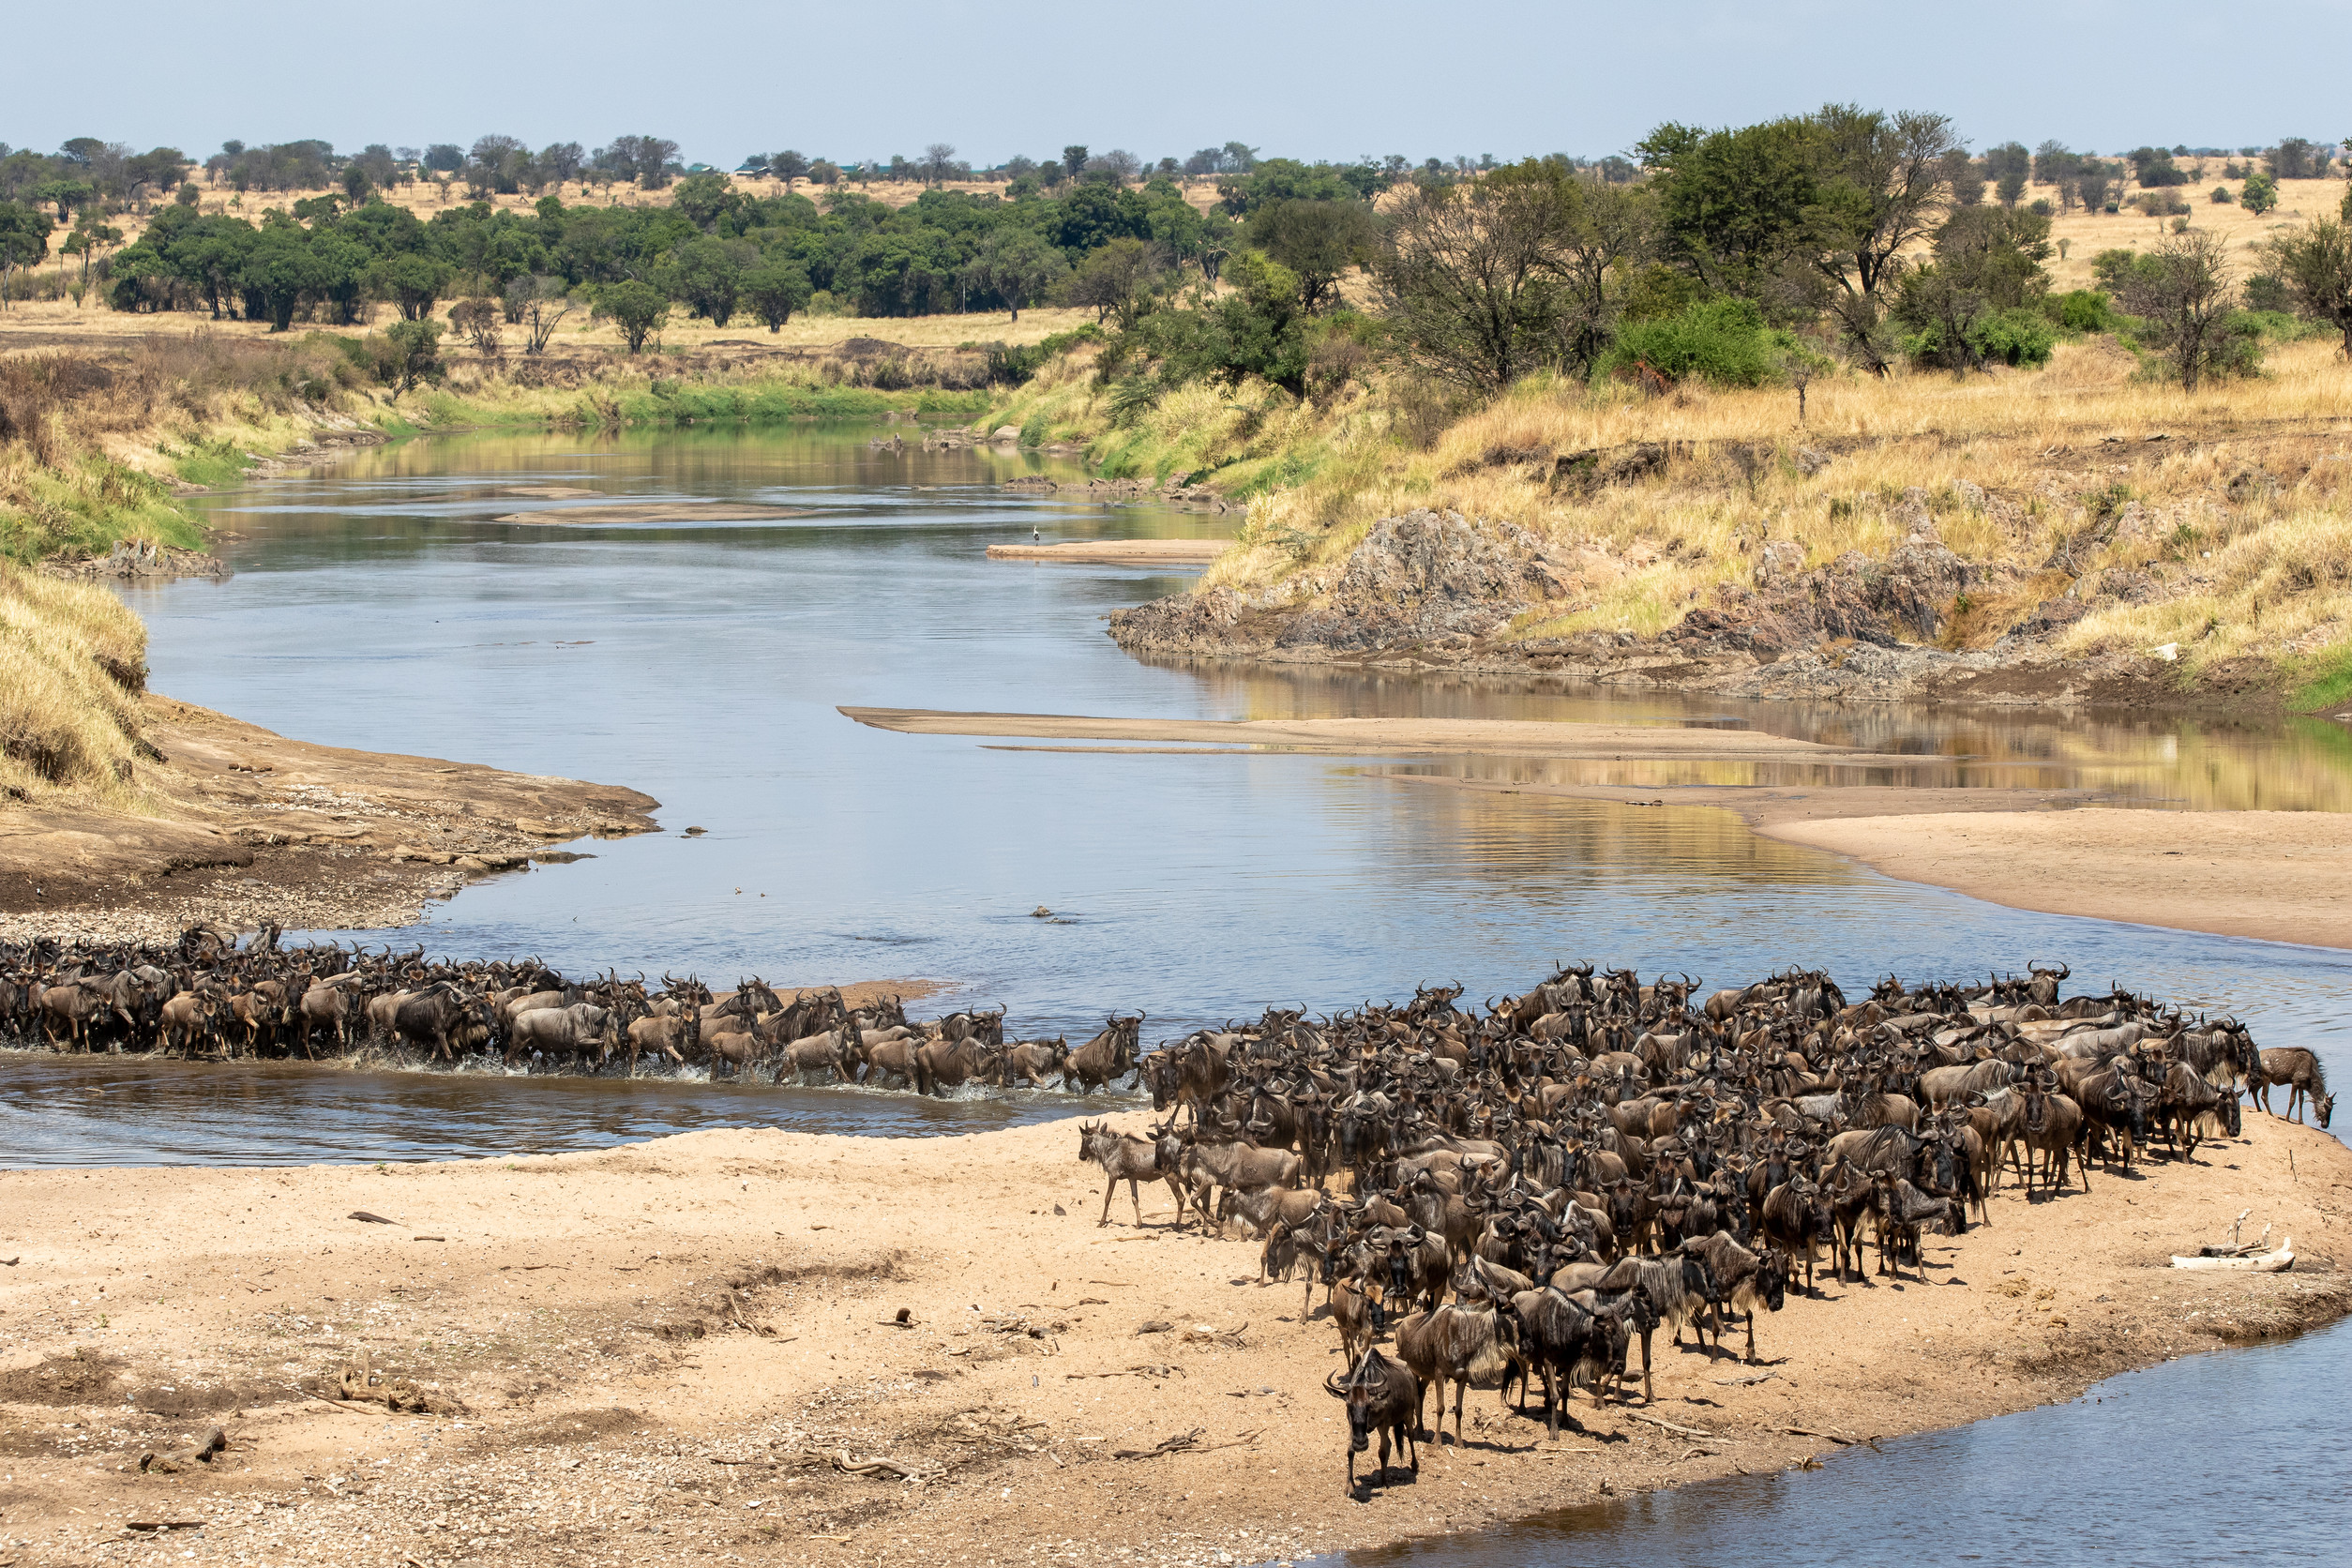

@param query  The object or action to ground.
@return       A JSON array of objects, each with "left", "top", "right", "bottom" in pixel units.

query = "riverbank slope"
[
  {"left": 0, "top": 1110, "right": 2343, "bottom": 1568},
  {"left": 0, "top": 695, "right": 658, "bottom": 942}
]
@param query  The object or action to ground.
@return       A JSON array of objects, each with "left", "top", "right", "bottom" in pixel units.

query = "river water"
[{"left": 10, "top": 422, "right": 2349, "bottom": 1562}]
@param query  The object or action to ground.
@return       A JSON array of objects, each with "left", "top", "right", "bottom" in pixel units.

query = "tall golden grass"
[
  {"left": 0, "top": 560, "right": 151, "bottom": 802},
  {"left": 1103, "top": 337, "right": 2352, "bottom": 689}
]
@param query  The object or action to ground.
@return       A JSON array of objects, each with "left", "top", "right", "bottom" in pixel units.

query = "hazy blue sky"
[{"left": 8, "top": 1, "right": 2344, "bottom": 167}]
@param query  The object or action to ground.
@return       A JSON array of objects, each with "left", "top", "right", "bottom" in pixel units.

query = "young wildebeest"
[
  {"left": 2254, "top": 1048, "right": 2334, "bottom": 1129},
  {"left": 1324, "top": 1347, "right": 1420, "bottom": 1497},
  {"left": 1076, "top": 1121, "right": 1186, "bottom": 1229}
]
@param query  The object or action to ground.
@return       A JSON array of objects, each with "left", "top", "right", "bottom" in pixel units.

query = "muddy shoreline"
[
  {"left": 0, "top": 696, "right": 659, "bottom": 943},
  {"left": 1, "top": 1112, "right": 2344, "bottom": 1568}
]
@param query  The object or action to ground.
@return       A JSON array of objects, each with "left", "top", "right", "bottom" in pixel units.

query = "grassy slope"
[{"left": 985, "top": 338, "right": 2352, "bottom": 708}]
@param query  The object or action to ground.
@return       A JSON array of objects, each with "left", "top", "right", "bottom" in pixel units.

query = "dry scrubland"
[
  {"left": 992, "top": 333, "right": 2352, "bottom": 707},
  {"left": 0, "top": 1112, "right": 2344, "bottom": 1568}
]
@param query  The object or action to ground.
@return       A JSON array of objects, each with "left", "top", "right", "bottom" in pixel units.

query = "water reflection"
[{"left": 1320, "top": 1317, "right": 2352, "bottom": 1568}]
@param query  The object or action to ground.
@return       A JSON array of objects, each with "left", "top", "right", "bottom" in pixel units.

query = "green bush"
[
  {"left": 2051, "top": 289, "right": 2120, "bottom": 334},
  {"left": 1971, "top": 308, "right": 2058, "bottom": 366},
  {"left": 2242, "top": 273, "right": 2292, "bottom": 314},
  {"left": 1602, "top": 297, "right": 1787, "bottom": 387}
]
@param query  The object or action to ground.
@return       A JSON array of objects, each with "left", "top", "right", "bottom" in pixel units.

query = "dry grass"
[
  {"left": 0, "top": 296, "right": 1104, "bottom": 358},
  {"left": 1146, "top": 337, "right": 2352, "bottom": 689},
  {"left": 0, "top": 560, "right": 151, "bottom": 802}
]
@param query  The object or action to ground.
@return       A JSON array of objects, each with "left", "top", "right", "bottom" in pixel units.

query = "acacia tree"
[
  {"left": 2116, "top": 230, "right": 2238, "bottom": 389},
  {"left": 596, "top": 279, "right": 669, "bottom": 351},
  {"left": 769, "top": 149, "right": 809, "bottom": 189},
  {"left": 742, "top": 259, "right": 811, "bottom": 330},
  {"left": 1373, "top": 159, "right": 1651, "bottom": 393},
  {"left": 1064, "top": 236, "right": 1158, "bottom": 328},
  {"left": 1248, "top": 199, "right": 1377, "bottom": 313},
  {"left": 2268, "top": 218, "right": 2352, "bottom": 355},
  {"left": 1807, "top": 105, "right": 1964, "bottom": 373},
  {"left": 922, "top": 143, "right": 957, "bottom": 187},
  {"left": 957, "top": 230, "right": 1065, "bottom": 321}
]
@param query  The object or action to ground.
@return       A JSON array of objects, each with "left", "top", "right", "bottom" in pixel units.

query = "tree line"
[{"left": 3, "top": 120, "right": 2346, "bottom": 402}]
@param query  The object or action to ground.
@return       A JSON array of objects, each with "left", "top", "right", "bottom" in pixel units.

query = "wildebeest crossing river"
[{"left": 7, "top": 424, "right": 2348, "bottom": 1567}]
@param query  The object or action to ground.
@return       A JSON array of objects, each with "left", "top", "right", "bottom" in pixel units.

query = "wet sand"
[
  {"left": 0, "top": 696, "right": 659, "bottom": 942},
  {"left": 840, "top": 707, "right": 1886, "bottom": 761},
  {"left": 985, "top": 541, "right": 1229, "bottom": 563},
  {"left": 1765, "top": 808, "right": 2352, "bottom": 951},
  {"left": 1, "top": 1111, "right": 2343, "bottom": 1568}
]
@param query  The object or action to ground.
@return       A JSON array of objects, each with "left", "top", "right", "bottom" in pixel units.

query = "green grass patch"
[{"left": 2285, "top": 639, "right": 2352, "bottom": 712}]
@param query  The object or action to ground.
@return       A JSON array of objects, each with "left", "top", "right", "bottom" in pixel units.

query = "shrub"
[
  {"left": 2052, "top": 289, "right": 2119, "bottom": 334},
  {"left": 1971, "top": 308, "right": 2058, "bottom": 366},
  {"left": 1602, "top": 298, "right": 1787, "bottom": 387},
  {"left": 2211, "top": 185, "right": 2236, "bottom": 204},
  {"left": 2243, "top": 273, "right": 2293, "bottom": 314}
]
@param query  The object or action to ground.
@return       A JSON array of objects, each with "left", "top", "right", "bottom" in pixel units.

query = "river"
[{"left": 10, "top": 421, "right": 2348, "bottom": 1563}]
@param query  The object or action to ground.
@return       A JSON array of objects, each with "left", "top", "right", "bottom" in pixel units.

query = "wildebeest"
[
  {"left": 1324, "top": 1347, "right": 1420, "bottom": 1497},
  {"left": 1690, "top": 1233, "right": 1787, "bottom": 1364},
  {"left": 1394, "top": 1294, "right": 1526, "bottom": 1449},
  {"left": 1551, "top": 1246, "right": 1714, "bottom": 1404},
  {"left": 1077, "top": 1120, "right": 1186, "bottom": 1229},
  {"left": 2254, "top": 1048, "right": 2333, "bottom": 1129},
  {"left": 394, "top": 985, "right": 494, "bottom": 1063},
  {"left": 1062, "top": 1013, "right": 1145, "bottom": 1094}
]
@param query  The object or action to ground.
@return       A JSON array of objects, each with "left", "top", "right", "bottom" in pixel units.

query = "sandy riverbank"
[
  {"left": 0, "top": 1110, "right": 2344, "bottom": 1568},
  {"left": 1765, "top": 808, "right": 2352, "bottom": 952},
  {"left": 0, "top": 697, "right": 659, "bottom": 943},
  {"left": 985, "top": 542, "right": 1230, "bottom": 564},
  {"left": 851, "top": 709, "right": 2352, "bottom": 952}
]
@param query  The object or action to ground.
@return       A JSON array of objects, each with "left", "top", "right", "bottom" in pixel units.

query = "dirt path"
[
  {"left": 2, "top": 1111, "right": 2343, "bottom": 1568},
  {"left": 0, "top": 697, "right": 659, "bottom": 943}
]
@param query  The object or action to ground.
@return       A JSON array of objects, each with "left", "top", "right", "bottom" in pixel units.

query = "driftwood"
[
  {"left": 330, "top": 1353, "right": 467, "bottom": 1416},
  {"left": 1112, "top": 1427, "right": 1259, "bottom": 1461}
]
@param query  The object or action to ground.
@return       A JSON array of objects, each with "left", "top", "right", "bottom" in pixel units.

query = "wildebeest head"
[
  {"left": 2315, "top": 1090, "right": 2336, "bottom": 1131},
  {"left": 1757, "top": 1247, "right": 1790, "bottom": 1313},
  {"left": 1324, "top": 1350, "right": 1386, "bottom": 1455}
]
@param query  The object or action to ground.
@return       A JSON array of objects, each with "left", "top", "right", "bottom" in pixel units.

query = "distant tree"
[
  {"left": 0, "top": 202, "right": 54, "bottom": 309},
  {"left": 807, "top": 159, "right": 840, "bottom": 187},
  {"left": 2269, "top": 138, "right": 2320, "bottom": 180},
  {"left": 369, "top": 251, "right": 452, "bottom": 320},
  {"left": 1808, "top": 105, "right": 1965, "bottom": 372},
  {"left": 2077, "top": 167, "right": 2113, "bottom": 213},
  {"left": 506, "top": 276, "right": 574, "bottom": 353},
  {"left": 1096, "top": 148, "right": 1142, "bottom": 185},
  {"left": 380, "top": 318, "right": 445, "bottom": 393},
  {"left": 1003, "top": 155, "right": 1038, "bottom": 180},
  {"left": 1064, "top": 235, "right": 1158, "bottom": 327},
  {"left": 769, "top": 149, "right": 809, "bottom": 189},
  {"left": 885, "top": 154, "right": 912, "bottom": 183},
  {"left": 2113, "top": 230, "right": 2242, "bottom": 389},
  {"left": 422, "top": 143, "right": 464, "bottom": 173},
  {"left": 448, "top": 296, "right": 503, "bottom": 354},
  {"left": 540, "top": 142, "right": 585, "bottom": 188},
  {"left": 2267, "top": 218, "right": 2352, "bottom": 355},
  {"left": 1939, "top": 147, "right": 1983, "bottom": 207},
  {"left": 957, "top": 229, "right": 1065, "bottom": 321},
  {"left": 1063, "top": 144, "right": 1090, "bottom": 181},
  {"left": 2033, "top": 140, "right": 2078, "bottom": 188},
  {"left": 742, "top": 258, "right": 812, "bottom": 330},
  {"left": 661, "top": 236, "right": 747, "bottom": 325},
  {"left": 1221, "top": 141, "right": 1259, "bottom": 173},
  {"left": 1248, "top": 199, "right": 1377, "bottom": 313},
  {"left": 2240, "top": 170, "right": 2279, "bottom": 215},
  {"left": 342, "top": 162, "right": 373, "bottom": 204},
  {"left": 922, "top": 143, "right": 957, "bottom": 186},
  {"left": 1376, "top": 158, "right": 1655, "bottom": 392},
  {"left": 596, "top": 279, "right": 669, "bottom": 351},
  {"left": 174, "top": 183, "right": 199, "bottom": 207}
]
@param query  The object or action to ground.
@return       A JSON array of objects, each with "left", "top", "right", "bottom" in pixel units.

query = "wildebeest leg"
[
  {"left": 1639, "top": 1328, "right": 1654, "bottom": 1405},
  {"left": 1127, "top": 1177, "right": 1146, "bottom": 1228},
  {"left": 1452, "top": 1377, "right": 1468, "bottom": 1450},
  {"left": 1745, "top": 1309, "right": 1758, "bottom": 1364},
  {"left": 1099, "top": 1173, "right": 1120, "bottom": 1228}
]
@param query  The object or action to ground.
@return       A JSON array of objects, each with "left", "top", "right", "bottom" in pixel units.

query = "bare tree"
[
  {"left": 2117, "top": 230, "right": 2235, "bottom": 389},
  {"left": 922, "top": 143, "right": 957, "bottom": 187}
]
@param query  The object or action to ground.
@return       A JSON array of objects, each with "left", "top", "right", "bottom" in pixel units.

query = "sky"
[{"left": 7, "top": 0, "right": 2345, "bottom": 169}]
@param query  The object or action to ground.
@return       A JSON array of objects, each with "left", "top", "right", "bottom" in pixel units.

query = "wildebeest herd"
[
  {"left": 1073, "top": 960, "right": 2323, "bottom": 1496},
  {"left": 0, "top": 927, "right": 1144, "bottom": 1093},
  {"left": 6, "top": 933, "right": 2332, "bottom": 1497}
]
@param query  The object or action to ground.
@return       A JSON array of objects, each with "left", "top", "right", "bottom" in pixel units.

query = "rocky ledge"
[{"left": 1108, "top": 504, "right": 2220, "bottom": 707}]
